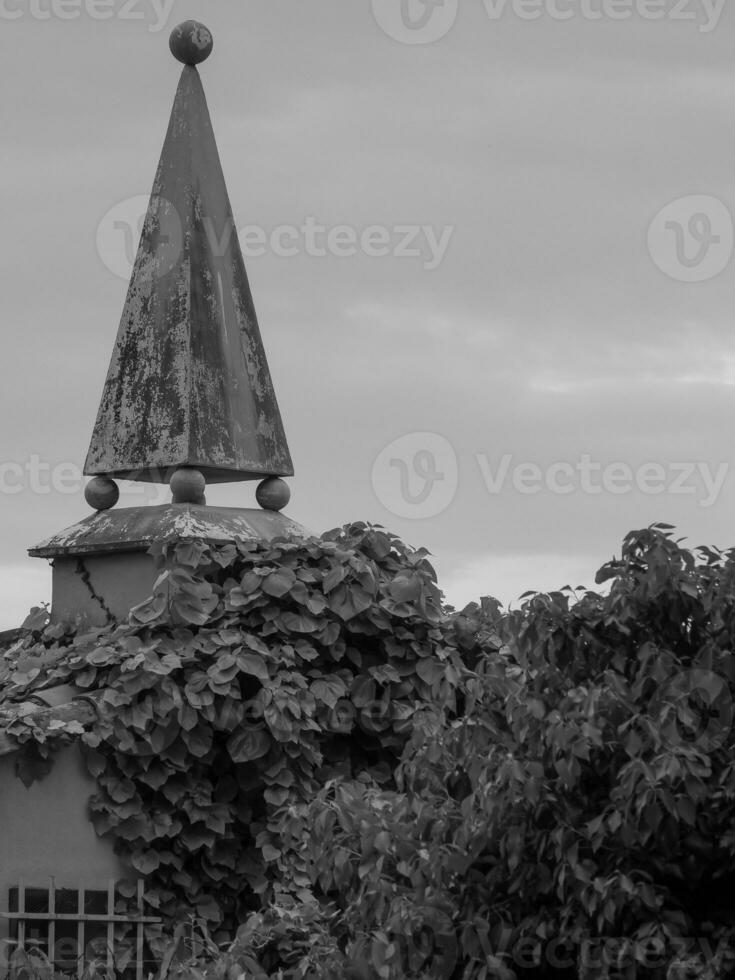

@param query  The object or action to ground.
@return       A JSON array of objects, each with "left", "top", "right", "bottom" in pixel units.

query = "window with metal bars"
[{"left": 0, "top": 879, "right": 160, "bottom": 980}]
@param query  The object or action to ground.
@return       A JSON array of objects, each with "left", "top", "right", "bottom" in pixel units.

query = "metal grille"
[{"left": 0, "top": 878, "right": 160, "bottom": 980}]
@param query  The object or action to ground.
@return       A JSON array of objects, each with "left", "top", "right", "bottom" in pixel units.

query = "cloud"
[{"left": 3, "top": 3, "right": 735, "bottom": 621}]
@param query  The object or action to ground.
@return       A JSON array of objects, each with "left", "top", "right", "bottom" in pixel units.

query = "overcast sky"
[{"left": 2, "top": 0, "right": 735, "bottom": 626}]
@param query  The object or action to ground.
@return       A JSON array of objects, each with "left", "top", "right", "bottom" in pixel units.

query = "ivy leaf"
[
  {"left": 182, "top": 826, "right": 217, "bottom": 850},
  {"left": 323, "top": 564, "right": 348, "bottom": 594},
  {"left": 237, "top": 653, "right": 269, "bottom": 682},
  {"left": 107, "top": 777, "right": 137, "bottom": 803},
  {"left": 243, "top": 634, "right": 271, "bottom": 657},
  {"left": 369, "top": 664, "right": 402, "bottom": 685},
  {"left": 195, "top": 894, "right": 222, "bottom": 923},
  {"left": 227, "top": 727, "right": 271, "bottom": 762},
  {"left": 364, "top": 530, "right": 392, "bottom": 559},
  {"left": 389, "top": 574, "right": 422, "bottom": 603},
  {"left": 131, "top": 850, "right": 160, "bottom": 874},
  {"left": 294, "top": 640, "right": 319, "bottom": 662},
  {"left": 240, "top": 571, "right": 263, "bottom": 595},
  {"left": 174, "top": 541, "right": 209, "bottom": 568},
  {"left": 211, "top": 544, "right": 238, "bottom": 567},
  {"left": 317, "top": 622, "right": 341, "bottom": 646},
  {"left": 305, "top": 594, "right": 329, "bottom": 615},
  {"left": 21, "top": 605, "right": 50, "bottom": 632},
  {"left": 63, "top": 721, "right": 86, "bottom": 736},
  {"left": 14, "top": 745, "right": 53, "bottom": 788},
  {"left": 351, "top": 675, "right": 377, "bottom": 708},
  {"left": 311, "top": 677, "right": 347, "bottom": 709},
  {"left": 173, "top": 592, "right": 218, "bottom": 627},
  {"left": 83, "top": 747, "right": 107, "bottom": 778},
  {"left": 129, "top": 595, "right": 168, "bottom": 626},
  {"left": 264, "top": 786, "right": 290, "bottom": 807},
  {"left": 207, "top": 654, "right": 239, "bottom": 686},
  {"left": 182, "top": 726, "right": 213, "bottom": 759},
  {"left": 416, "top": 659, "right": 444, "bottom": 687},
  {"left": 279, "top": 612, "right": 320, "bottom": 633},
  {"left": 262, "top": 569, "right": 297, "bottom": 598},
  {"left": 329, "top": 585, "right": 373, "bottom": 622}
]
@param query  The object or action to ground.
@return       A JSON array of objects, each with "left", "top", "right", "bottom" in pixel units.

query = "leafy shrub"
[
  {"left": 282, "top": 525, "right": 735, "bottom": 978},
  {"left": 6, "top": 523, "right": 735, "bottom": 978}
]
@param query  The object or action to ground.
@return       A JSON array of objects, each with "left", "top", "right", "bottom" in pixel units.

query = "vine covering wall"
[{"left": 0, "top": 523, "right": 470, "bottom": 941}]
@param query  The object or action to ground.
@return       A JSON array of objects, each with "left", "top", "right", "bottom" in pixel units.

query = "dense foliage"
[
  {"left": 4, "top": 523, "right": 735, "bottom": 978},
  {"left": 287, "top": 524, "right": 735, "bottom": 979},
  {"left": 0, "top": 524, "right": 468, "bottom": 940}
]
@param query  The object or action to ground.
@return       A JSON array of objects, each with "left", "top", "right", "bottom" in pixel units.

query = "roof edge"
[{"left": 29, "top": 504, "right": 309, "bottom": 560}]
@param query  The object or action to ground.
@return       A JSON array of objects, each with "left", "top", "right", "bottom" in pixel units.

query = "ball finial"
[
  {"left": 170, "top": 467, "right": 207, "bottom": 505},
  {"left": 169, "top": 21, "right": 213, "bottom": 66},
  {"left": 85, "top": 477, "right": 120, "bottom": 512},
  {"left": 256, "top": 478, "right": 291, "bottom": 512}
]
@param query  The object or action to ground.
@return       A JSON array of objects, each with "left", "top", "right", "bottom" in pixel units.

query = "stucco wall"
[
  {"left": 51, "top": 553, "right": 156, "bottom": 625},
  {"left": 0, "top": 744, "right": 127, "bottom": 944}
]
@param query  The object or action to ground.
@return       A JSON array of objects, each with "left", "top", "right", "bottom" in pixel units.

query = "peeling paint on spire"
[{"left": 84, "top": 29, "right": 293, "bottom": 485}]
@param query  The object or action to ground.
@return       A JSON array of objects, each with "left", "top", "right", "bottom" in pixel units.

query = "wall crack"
[{"left": 74, "top": 559, "right": 115, "bottom": 625}]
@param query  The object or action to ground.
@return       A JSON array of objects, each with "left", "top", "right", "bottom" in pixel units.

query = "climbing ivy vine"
[{"left": 0, "top": 523, "right": 470, "bottom": 942}]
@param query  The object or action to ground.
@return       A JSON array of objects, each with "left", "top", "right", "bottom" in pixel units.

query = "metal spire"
[
  {"left": 28, "top": 22, "right": 304, "bottom": 626},
  {"left": 84, "top": 21, "right": 294, "bottom": 492}
]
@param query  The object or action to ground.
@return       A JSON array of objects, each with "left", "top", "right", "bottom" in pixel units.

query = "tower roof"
[{"left": 84, "top": 24, "right": 293, "bottom": 485}]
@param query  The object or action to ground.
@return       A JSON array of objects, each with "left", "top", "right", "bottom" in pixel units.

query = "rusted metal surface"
[
  {"left": 84, "top": 65, "right": 294, "bottom": 484},
  {"left": 29, "top": 504, "right": 308, "bottom": 559}
]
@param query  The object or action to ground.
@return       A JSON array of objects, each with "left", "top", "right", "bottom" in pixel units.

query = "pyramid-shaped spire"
[{"left": 84, "top": 23, "right": 293, "bottom": 485}]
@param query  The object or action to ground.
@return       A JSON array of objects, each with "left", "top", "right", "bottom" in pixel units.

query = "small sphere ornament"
[
  {"left": 169, "top": 21, "right": 214, "bottom": 66},
  {"left": 85, "top": 477, "right": 119, "bottom": 512},
  {"left": 170, "top": 467, "right": 206, "bottom": 505},
  {"left": 256, "top": 478, "right": 291, "bottom": 512}
]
